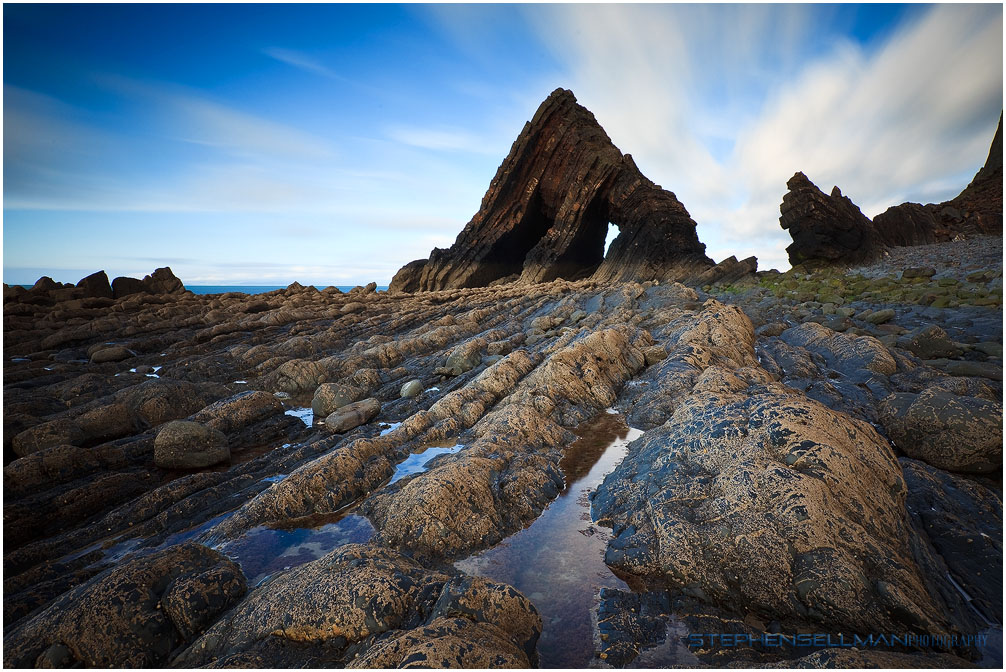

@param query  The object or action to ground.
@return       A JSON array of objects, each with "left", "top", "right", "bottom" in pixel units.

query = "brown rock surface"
[
  {"left": 591, "top": 301, "right": 983, "bottom": 640},
  {"left": 3, "top": 543, "right": 245, "bottom": 668},
  {"left": 879, "top": 389, "right": 1002, "bottom": 474},
  {"left": 3, "top": 262, "right": 999, "bottom": 668},
  {"left": 173, "top": 544, "right": 540, "bottom": 668},
  {"left": 154, "top": 420, "right": 230, "bottom": 469},
  {"left": 311, "top": 382, "right": 363, "bottom": 417},
  {"left": 324, "top": 397, "right": 381, "bottom": 433}
]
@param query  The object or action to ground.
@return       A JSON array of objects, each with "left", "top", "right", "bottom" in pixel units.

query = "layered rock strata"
[
  {"left": 780, "top": 175, "right": 879, "bottom": 264},
  {"left": 391, "top": 89, "right": 712, "bottom": 292}
]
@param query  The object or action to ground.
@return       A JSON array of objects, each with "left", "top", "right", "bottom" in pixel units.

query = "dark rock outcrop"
[
  {"left": 389, "top": 259, "right": 428, "bottom": 293},
  {"left": 142, "top": 266, "right": 186, "bottom": 294},
  {"left": 111, "top": 266, "right": 186, "bottom": 298},
  {"left": 875, "top": 114, "right": 1003, "bottom": 245},
  {"left": 390, "top": 88, "right": 711, "bottom": 292},
  {"left": 75, "top": 271, "right": 113, "bottom": 299},
  {"left": 111, "top": 275, "right": 145, "bottom": 298},
  {"left": 780, "top": 173, "right": 879, "bottom": 265},
  {"left": 781, "top": 114, "right": 1003, "bottom": 265}
]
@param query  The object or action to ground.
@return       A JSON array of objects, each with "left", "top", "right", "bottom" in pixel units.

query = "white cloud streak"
[
  {"left": 263, "top": 47, "right": 343, "bottom": 81},
  {"left": 95, "top": 74, "right": 336, "bottom": 161},
  {"left": 384, "top": 124, "right": 500, "bottom": 154}
]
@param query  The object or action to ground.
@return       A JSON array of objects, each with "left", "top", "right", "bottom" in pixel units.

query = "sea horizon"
[{"left": 14, "top": 284, "right": 389, "bottom": 295}]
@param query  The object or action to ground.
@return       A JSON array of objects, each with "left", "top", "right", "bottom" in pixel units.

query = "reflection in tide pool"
[
  {"left": 390, "top": 443, "right": 463, "bottom": 484},
  {"left": 284, "top": 407, "right": 313, "bottom": 426},
  {"left": 455, "top": 411, "right": 642, "bottom": 668},
  {"left": 379, "top": 421, "right": 402, "bottom": 436},
  {"left": 216, "top": 512, "right": 373, "bottom": 586}
]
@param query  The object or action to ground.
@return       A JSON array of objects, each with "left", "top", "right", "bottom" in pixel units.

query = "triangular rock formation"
[
  {"left": 780, "top": 114, "right": 1003, "bottom": 266},
  {"left": 391, "top": 89, "right": 712, "bottom": 292}
]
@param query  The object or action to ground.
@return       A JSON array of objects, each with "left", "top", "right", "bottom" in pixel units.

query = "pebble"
[
  {"left": 865, "top": 309, "right": 896, "bottom": 324},
  {"left": 400, "top": 380, "right": 423, "bottom": 398}
]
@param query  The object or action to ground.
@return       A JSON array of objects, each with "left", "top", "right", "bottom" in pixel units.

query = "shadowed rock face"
[
  {"left": 781, "top": 114, "right": 1003, "bottom": 266},
  {"left": 112, "top": 266, "right": 186, "bottom": 299},
  {"left": 391, "top": 88, "right": 712, "bottom": 292},
  {"left": 875, "top": 114, "right": 1003, "bottom": 246},
  {"left": 780, "top": 173, "right": 880, "bottom": 265}
]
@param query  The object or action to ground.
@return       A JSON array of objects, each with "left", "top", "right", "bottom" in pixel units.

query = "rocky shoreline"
[
  {"left": 4, "top": 256, "right": 1001, "bottom": 667},
  {"left": 4, "top": 89, "right": 1002, "bottom": 669}
]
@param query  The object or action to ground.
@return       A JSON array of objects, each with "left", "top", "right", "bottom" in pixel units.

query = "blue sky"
[{"left": 3, "top": 3, "right": 1002, "bottom": 286}]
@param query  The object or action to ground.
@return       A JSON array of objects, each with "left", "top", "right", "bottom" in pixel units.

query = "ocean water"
[
  {"left": 188, "top": 285, "right": 388, "bottom": 295},
  {"left": 16, "top": 285, "right": 388, "bottom": 295}
]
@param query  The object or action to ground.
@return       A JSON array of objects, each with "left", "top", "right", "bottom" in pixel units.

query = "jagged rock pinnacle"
[{"left": 391, "top": 88, "right": 712, "bottom": 292}]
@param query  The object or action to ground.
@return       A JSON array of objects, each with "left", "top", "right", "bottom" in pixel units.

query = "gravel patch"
[{"left": 848, "top": 236, "right": 1002, "bottom": 280}]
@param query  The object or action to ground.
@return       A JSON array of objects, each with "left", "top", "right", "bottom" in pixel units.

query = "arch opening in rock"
[
  {"left": 603, "top": 222, "right": 619, "bottom": 258},
  {"left": 390, "top": 88, "right": 713, "bottom": 293},
  {"left": 471, "top": 188, "right": 555, "bottom": 287},
  {"left": 529, "top": 194, "right": 611, "bottom": 283}
]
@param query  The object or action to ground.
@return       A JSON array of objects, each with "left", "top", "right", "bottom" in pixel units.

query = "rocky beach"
[{"left": 3, "top": 90, "right": 1002, "bottom": 668}]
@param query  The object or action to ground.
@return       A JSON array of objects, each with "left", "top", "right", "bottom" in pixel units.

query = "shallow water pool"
[
  {"left": 455, "top": 411, "right": 643, "bottom": 667},
  {"left": 389, "top": 442, "right": 464, "bottom": 484},
  {"left": 216, "top": 511, "right": 373, "bottom": 586}
]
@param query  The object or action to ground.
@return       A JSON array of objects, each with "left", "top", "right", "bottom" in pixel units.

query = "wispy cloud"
[
  {"left": 263, "top": 47, "right": 343, "bottom": 81},
  {"left": 96, "top": 74, "right": 336, "bottom": 161},
  {"left": 384, "top": 124, "right": 498, "bottom": 153},
  {"left": 734, "top": 5, "right": 1002, "bottom": 217}
]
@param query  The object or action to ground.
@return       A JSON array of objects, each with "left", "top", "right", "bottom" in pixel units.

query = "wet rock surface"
[
  {"left": 4, "top": 242, "right": 1002, "bottom": 668},
  {"left": 901, "top": 458, "right": 1002, "bottom": 626},
  {"left": 4, "top": 543, "right": 245, "bottom": 668}
]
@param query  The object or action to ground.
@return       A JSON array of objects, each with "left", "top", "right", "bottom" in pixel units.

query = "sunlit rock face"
[
  {"left": 591, "top": 302, "right": 991, "bottom": 647},
  {"left": 390, "top": 88, "right": 712, "bottom": 292}
]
